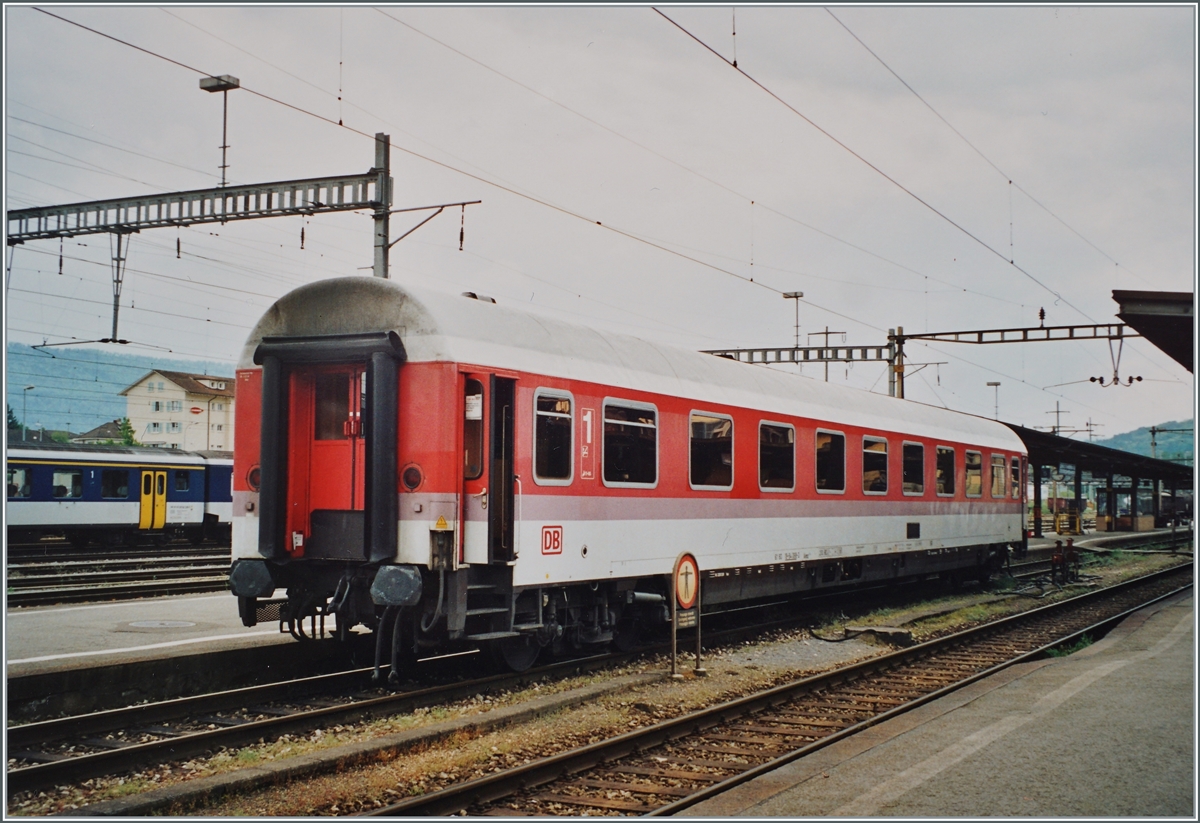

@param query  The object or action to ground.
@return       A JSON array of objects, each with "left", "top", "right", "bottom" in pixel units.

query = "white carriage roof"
[{"left": 241, "top": 277, "right": 1024, "bottom": 451}]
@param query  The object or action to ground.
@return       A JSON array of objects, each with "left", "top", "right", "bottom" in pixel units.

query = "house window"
[
  {"left": 169, "top": 443, "right": 180, "bottom": 449},
  {"left": 214, "top": 424, "right": 223, "bottom": 432},
  {"left": 991, "top": 455, "right": 1007, "bottom": 498},
  {"left": 168, "top": 400, "right": 182, "bottom": 412},
  {"left": 1011, "top": 457, "right": 1021, "bottom": 499},
  {"left": 215, "top": 403, "right": 224, "bottom": 411},
  {"left": 7, "top": 466, "right": 31, "bottom": 498},
  {"left": 965, "top": 451, "right": 983, "bottom": 497},
  {"left": 158, "top": 381, "right": 165, "bottom": 391},
  {"left": 148, "top": 422, "right": 162, "bottom": 433},
  {"left": 148, "top": 383, "right": 155, "bottom": 393},
  {"left": 862, "top": 437, "right": 888, "bottom": 494},
  {"left": 534, "top": 391, "right": 572, "bottom": 483},
  {"left": 152, "top": 401, "right": 163, "bottom": 412},
  {"left": 936, "top": 447, "right": 956, "bottom": 496},
  {"left": 175, "top": 471, "right": 190, "bottom": 492},
  {"left": 101, "top": 469, "right": 129, "bottom": 499},
  {"left": 603, "top": 402, "right": 657, "bottom": 486},
  {"left": 52, "top": 469, "right": 83, "bottom": 499},
  {"left": 168, "top": 422, "right": 181, "bottom": 433},
  {"left": 815, "top": 430, "right": 845, "bottom": 492},
  {"left": 690, "top": 412, "right": 733, "bottom": 489},
  {"left": 759, "top": 422, "right": 795, "bottom": 491},
  {"left": 903, "top": 443, "right": 924, "bottom": 494}
]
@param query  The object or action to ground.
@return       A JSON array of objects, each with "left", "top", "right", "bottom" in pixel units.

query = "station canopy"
[{"left": 1006, "top": 424, "right": 1192, "bottom": 489}]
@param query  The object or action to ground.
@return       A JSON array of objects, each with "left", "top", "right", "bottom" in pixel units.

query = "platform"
[
  {"left": 4, "top": 591, "right": 292, "bottom": 680},
  {"left": 683, "top": 589, "right": 1194, "bottom": 817}
]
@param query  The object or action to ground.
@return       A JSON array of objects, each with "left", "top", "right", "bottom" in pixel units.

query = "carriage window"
[
  {"left": 534, "top": 392, "right": 572, "bottom": 482},
  {"left": 990, "top": 455, "right": 1006, "bottom": 498},
  {"left": 52, "top": 469, "right": 83, "bottom": 499},
  {"left": 863, "top": 437, "right": 888, "bottom": 494},
  {"left": 690, "top": 412, "right": 733, "bottom": 489},
  {"left": 7, "top": 466, "right": 31, "bottom": 498},
  {"left": 965, "top": 451, "right": 983, "bottom": 497},
  {"left": 175, "top": 470, "right": 191, "bottom": 492},
  {"left": 815, "top": 430, "right": 845, "bottom": 492},
  {"left": 315, "top": 373, "right": 350, "bottom": 440},
  {"left": 903, "top": 443, "right": 924, "bottom": 494},
  {"left": 101, "top": 469, "right": 129, "bottom": 499},
  {"left": 1011, "top": 457, "right": 1021, "bottom": 499},
  {"left": 759, "top": 423, "right": 795, "bottom": 490},
  {"left": 936, "top": 447, "right": 955, "bottom": 496},
  {"left": 603, "top": 403, "right": 657, "bottom": 485},
  {"left": 463, "top": 379, "right": 484, "bottom": 480}
]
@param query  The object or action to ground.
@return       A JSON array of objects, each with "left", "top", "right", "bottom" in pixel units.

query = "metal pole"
[
  {"left": 111, "top": 233, "right": 125, "bottom": 340},
  {"left": 373, "top": 133, "right": 392, "bottom": 279},
  {"left": 887, "top": 331, "right": 896, "bottom": 397},
  {"left": 670, "top": 574, "right": 680, "bottom": 679},
  {"left": 220, "top": 89, "right": 229, "bottom": 188},
  {"left": 694, "top": 573, "right": 705, "bottom": 676},
  {"left": 895, "top": 326, "right": 906, "bottom": 399},
  {"left": 1032, "top": 463, "right": 1043, "bottom": 537}
]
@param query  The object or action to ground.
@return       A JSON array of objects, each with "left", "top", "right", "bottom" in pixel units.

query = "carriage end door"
[{"left": 461, "top": 374, "right": 516, "bottom": 565}]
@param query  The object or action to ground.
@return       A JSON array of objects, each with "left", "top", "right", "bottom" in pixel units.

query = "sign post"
[{"left": 671, "top": 552, "right": 704, "bottom": 678}]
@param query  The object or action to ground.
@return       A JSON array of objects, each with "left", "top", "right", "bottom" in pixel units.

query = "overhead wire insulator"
[
  {"left": 301, "top": 226, "right": 305, "bottom": 250},
  {"left": 459, "top": 204, "right": 465, "bottom": 251}
]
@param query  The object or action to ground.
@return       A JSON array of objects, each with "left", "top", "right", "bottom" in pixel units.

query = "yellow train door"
[{"left": 139, "top": 470, "right": 167, "bottom": 530}]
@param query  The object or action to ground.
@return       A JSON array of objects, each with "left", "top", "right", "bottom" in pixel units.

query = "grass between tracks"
[{"left": 6, "top": 551, "right": 1186, "bottom": 816}]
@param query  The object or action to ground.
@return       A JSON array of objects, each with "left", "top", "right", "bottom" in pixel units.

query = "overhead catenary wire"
[{"left": 653, "top": 7, "right": 1094, "bottom": 323}]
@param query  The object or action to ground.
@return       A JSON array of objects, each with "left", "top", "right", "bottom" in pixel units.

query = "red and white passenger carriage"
[{"left": 230, "top": 277, "right": 1026, "bottom": 671}]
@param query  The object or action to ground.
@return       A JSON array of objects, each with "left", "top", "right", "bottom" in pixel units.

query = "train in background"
[
  {"left": 6, "top": 443, "right": 232, "bottom": 547},
  {"left": 229, "top": 277, "right": 1027, "bottom": 673}
]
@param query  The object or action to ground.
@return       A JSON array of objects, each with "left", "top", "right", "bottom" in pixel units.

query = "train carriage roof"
[{"left": 242, "top": 277, "right": 1024, "bottom": 451}]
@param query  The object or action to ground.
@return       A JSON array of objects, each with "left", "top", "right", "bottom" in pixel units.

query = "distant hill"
[
  {"left": 1094, "top": 419, "right": 1194, "bottom": 465},
  {"left": 7, "top": 342, "right": 233, "bottom": 435}
]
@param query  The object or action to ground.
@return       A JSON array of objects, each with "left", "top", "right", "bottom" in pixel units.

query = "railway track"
[
  {"left": 5, "top": 598, "right": 816, "bottom": 797},
  {"left": 6, "top": 546, "right": 231, "bottom": 607},
  {"left": 366, "top": 563, "right": 1191, "bottom": 817}
]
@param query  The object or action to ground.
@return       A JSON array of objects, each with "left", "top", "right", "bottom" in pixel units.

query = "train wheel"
[
  {"left": 186, "top": 528, "right": 206, "bottom": 546},
  {"left": 613, "top": 618, "right": 642, "bottom": 652},
  {"left": 489, "top": 635, "right": 540, "bottom": 672}
]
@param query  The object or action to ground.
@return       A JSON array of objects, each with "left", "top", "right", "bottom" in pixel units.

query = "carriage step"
[
  {"left": 467, "top": 583, "right": 498, "bottom": 591},
  {"left": 466, "top": 631, "right": 520, "bottom": 641},
  {"left": 466, "top": 606, "right": 510, "bottom": 616}
]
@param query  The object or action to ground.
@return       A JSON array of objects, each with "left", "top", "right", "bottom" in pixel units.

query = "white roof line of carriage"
[
  {"left": 7, "top": 448, "right": 209, "bottom": 465},
  {"left": 241, "top": 277, "right": 1025, "bottom": 452}
]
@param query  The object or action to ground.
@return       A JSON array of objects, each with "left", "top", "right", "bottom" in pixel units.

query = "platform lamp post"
[
  {"left": 200, "top": 75, "right": 240, "bottom": 188},
  {"left": 987, "top": 381, "right": 1001, "bottom": 420},
  {"left": 21, "top": 385, "right": 35, "bottom": 442}
]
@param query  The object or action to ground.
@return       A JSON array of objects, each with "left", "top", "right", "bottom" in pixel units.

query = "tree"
[
  {"left": 7, "top": 403, "right": 19, "bottom": 431},
  {"left": 119, "top": 417, "right": 140, "bottom": 446}
]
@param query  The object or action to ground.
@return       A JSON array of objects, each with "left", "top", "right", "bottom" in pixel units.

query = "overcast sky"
[{"left": 4, "top": 5, "right": 1195, "bottom": 439}]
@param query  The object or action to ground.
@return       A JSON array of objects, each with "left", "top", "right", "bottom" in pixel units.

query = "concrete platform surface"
[
  {"left": 684, "top": 591, "right": 1194, "bottom": 818},
  {"left": 5, "top": 592, "right": 290, "bottom": 678}
]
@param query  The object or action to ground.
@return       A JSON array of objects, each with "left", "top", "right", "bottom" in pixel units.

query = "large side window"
[
  {"left": 175, "top": 470, "right": 191, "bottom": 492},
  {"left": 7, "top": 466, "right": 31, "bottom": 498},
  {"left": 990, "top": 455, "right": 1006, "bottom": 498},
  {"left": 903, "top": 443, "right": 924, "bottom": 495},
  {"left": 759, "top": 422, "right": 795, "bottom": 491},
  {"left": 965, "top": 451, "right": 983, "bottom": 497},
  {"left": 534, "top": 391, "right": 573, "bottom": 484},
  {"left": 936, "top": 447, "right": 955, "bottom": 496},
  {"left": 1011, "top": 456, "right": 1021, "bottom": 499},
  {"left": 690, "top": 412, "right": 733, "bottom": 489},
  {"left": 101, "top": 469, "right": 130, "bottom": 499},
  {"left": 52, "top": 468, "right": 83, "bottom": 499},
  {"left": 603, "top": 402, "right": 657, "bottom": 486},
  {"left": 862, "top": 437, "right": 888, "bottom": 494},
  {"left": 815, "top": 430, "right": 845, "bottom": 492},
  {"left": 463, "top": 379, "right": 484, "bottom": 480}
]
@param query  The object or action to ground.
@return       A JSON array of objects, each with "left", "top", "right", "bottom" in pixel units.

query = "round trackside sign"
[
  {"left": 674, "top": 553, "right": 699, "bottom": 611},
  {"left": 190, "top": 407, "right": 203, "bottom": 414}
]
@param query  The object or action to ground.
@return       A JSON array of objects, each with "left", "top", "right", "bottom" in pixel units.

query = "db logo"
[{"left": 541, "top": 525, "right": 563, "bottom": 555}]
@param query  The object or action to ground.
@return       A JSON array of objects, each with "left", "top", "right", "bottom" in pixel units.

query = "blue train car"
[{"left": 6, "top": 443, "right": 232, "bottom": 547}]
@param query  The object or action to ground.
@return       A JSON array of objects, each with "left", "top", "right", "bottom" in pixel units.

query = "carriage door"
[
  {"left": 288, "top": 366, "right": 367, "bottom": 557},
  {"left": 461, "top": 375, "right": 516, "bottom": 565},
  {"left": 138, "top": 470, "right": 167, "bottom": 530}
]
